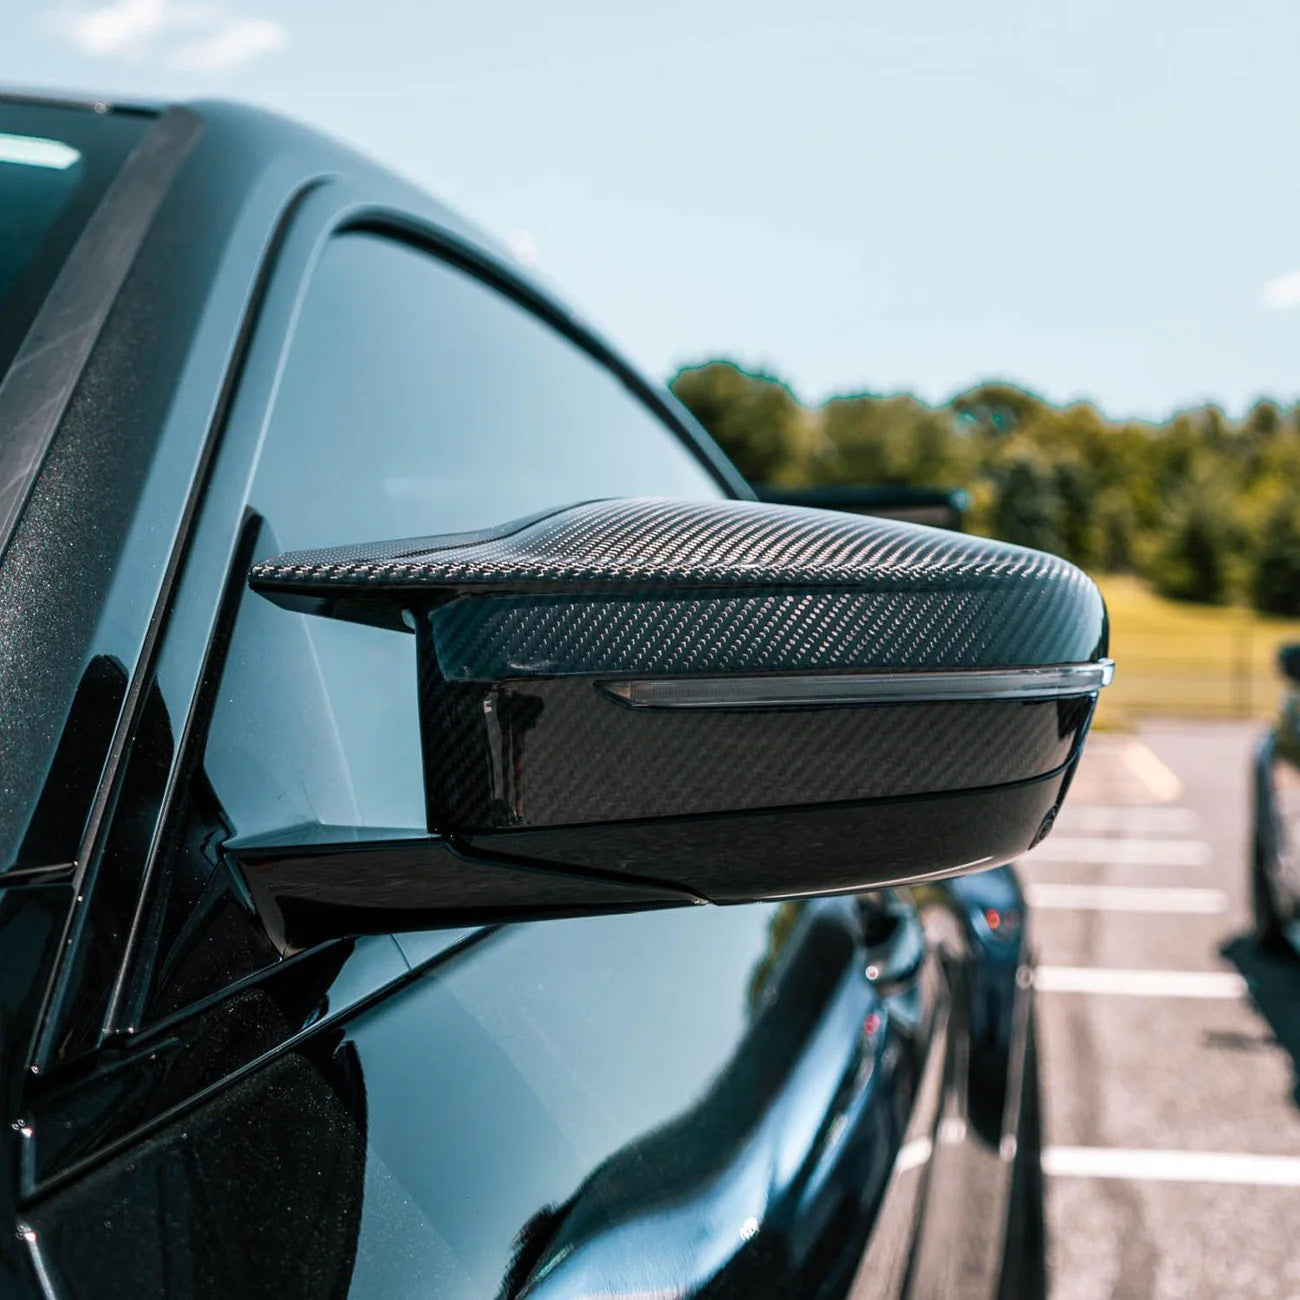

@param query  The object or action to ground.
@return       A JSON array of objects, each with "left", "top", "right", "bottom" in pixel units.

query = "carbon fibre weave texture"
[
  {"left": 251, "top": 497, "right": 1107, "bottom": 672},
  {"left": 251, "top": 496, "right": 1094, "bottom": 595},
  {"left": 421, "top": 677, "right": 1092, "bottom": 829},
  {"left": 431, "top": 584, "right": 1099, "bottom": 678}
]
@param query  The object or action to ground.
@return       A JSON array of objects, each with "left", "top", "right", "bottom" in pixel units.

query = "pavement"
[{"left": 1019, "top": 721, "right": 1300, "bottom": 1299}]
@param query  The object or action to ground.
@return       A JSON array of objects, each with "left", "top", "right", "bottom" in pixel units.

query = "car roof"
[
  {"left": 189, "top": 97, "right": 500, "bottom": 249},
  {"left": 1, "top": 86, "right": 507, "bottom": 266}
]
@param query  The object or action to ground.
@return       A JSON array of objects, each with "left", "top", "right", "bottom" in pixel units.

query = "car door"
[{"left": 24, "top": 216, "right": 970, "bottom": 1298}]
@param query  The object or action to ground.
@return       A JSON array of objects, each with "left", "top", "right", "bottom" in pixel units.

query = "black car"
[
  {"left": 0, "top": 92, "right": 1110, "bottom": 1298},
  {"left": 1251, "top": 645, "right": 1300, "bottom": 954}
]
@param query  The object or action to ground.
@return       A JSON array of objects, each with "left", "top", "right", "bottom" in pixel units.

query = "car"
[
  {"left": 0, "top": 90, "right": 1109, "bottom": 1297},
  {"left": 1251, "top": 643, "right": 1300, "bottom": 955}
]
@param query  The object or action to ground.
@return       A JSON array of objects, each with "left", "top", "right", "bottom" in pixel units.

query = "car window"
[
  {"left": 254, "top": 233, "right": 725, "bottom": 546},
  {"left": 0, "top": 102, "right": 149, "bottom": 385},
  {"left": 139, "top": 230, "right": 726, "bottom": 1022},
  {"left": 0, "top": 130, "right": 83, "bottom": 307}
]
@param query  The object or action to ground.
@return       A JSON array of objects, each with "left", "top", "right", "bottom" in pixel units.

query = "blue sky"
[{"left": 7, "top": 1, "right": 1300, "bottom": 418}]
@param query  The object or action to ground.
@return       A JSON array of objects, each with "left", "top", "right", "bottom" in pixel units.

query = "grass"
[{"left": 1092, "top": 574, "right": 1300, "bottom": 728}]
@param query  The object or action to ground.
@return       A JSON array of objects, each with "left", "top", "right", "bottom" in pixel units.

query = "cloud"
[
  {"left": 56, "top": 0, "right": 284, "bottom": 71},
  {"left": 58, "top": 0, "right": 211, "bottom": 59},
  {"left": 167, "top": 16, "right": 285, "bottom": 70},
  {"left": 1261, "top": 271, "right": 1300, "bottom": 311}
]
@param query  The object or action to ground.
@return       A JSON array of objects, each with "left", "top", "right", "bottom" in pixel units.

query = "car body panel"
[{"left": 25, "top": 886, "right": 1033, "bottom": 1298}]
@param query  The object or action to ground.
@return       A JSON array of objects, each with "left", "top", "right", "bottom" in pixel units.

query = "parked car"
[
  {"left": 1251, "top": 644, "right": 1300, "bottom": 954},
  {"left": 0, "top": 91, "right": 1109, "bottom": 1297}
]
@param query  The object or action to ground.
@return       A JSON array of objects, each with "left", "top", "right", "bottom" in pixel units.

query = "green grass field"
[{"left": 1092, "top": 574, "right": 1300, "bottom": 728}]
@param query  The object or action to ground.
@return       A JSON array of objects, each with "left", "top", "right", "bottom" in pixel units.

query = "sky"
[{"left": 6, "top": 0, "right": 1300, "bottom": 420}]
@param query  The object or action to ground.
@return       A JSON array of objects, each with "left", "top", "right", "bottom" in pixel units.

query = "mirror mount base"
[{"left": 230, "top": 825, "right": 705, "bottom": 953}]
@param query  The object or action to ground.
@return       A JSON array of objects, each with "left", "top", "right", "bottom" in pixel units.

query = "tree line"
[{"left": 669, "top": 360, "right": 1300, "bottom": 614}]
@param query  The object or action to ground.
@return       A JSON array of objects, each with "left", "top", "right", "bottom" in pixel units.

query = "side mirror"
[
  {"left": 240, "top": 498, "right": 1110, "bottom": 947},
  {"left": 1280, "top": 643, "right": 1300, "bottom": 684}
]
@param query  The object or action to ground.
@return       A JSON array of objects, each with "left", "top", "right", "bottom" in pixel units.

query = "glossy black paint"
[
  {"left": 23, "top": 892, "right": 1032, "bottom": 1299},
  {"left": 0, "top": 90, "right": 1047, "bottom": 1300},
  {"left": 229, "top": 769, "right": 1074, "bottom": 952}
]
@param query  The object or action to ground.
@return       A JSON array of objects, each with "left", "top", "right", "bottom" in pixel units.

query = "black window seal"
[{"left": 0, "top": 89, "right": 160, "bottom": 117}]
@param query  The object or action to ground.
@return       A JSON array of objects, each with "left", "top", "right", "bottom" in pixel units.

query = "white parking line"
[
  {"left": 1043, "top": 1146, "right": 1300, "bottom": 1187},
  {"left": 1053, "top": 805, "right": 1200, "bottom": 836},
  {"left": 1025, "top": 884, "right": 1229, "bottom": 914},
  {"left": 1121, "top": 740, "right": 1184, "bottom": 802},
  {"left": 1033, "top": 966, "right": 1246, "bottom": 998},
  {"left": 1025, "top": 836, "right": 1210, "bottom": 866}
]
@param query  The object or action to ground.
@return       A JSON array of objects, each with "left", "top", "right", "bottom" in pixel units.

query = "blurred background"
[{"left": 8, "top": 2, "right": 1300, "bottom": 1295}]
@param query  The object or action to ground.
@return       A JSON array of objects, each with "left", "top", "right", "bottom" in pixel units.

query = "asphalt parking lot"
[{"left": 1019, "top": 722, "right": 1300, "bottom": 1298}]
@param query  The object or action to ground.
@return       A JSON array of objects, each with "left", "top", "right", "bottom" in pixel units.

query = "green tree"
[
  {"left": 1145, "top": 472, "right": 1241, "bottom": 605},
  {"left": 812, "top": 392, "right": 965, "bottom": 486},
  {"left": 951, "top": 381, "right": 1046, "bottom": 436},
  {"left": 668, "top": 355, "right": 1300, "bottom": 612},
  {"left": 669, "top": 360, "right": 803, "bottom": 485},
  {"left": 989, "top": 454, "right": 1063, "bottom": 555},
  {"left": 1244, "top": 399, "right": 1283, "bottom": 440},
  {"left": 1251, "top": 496, "right": 1300, "bottom": 615},
  {"left": 1093, "top": 485, "right": 1139, "bottom": 571},
  {"left": 1050, "top": 456, "right": 1100, "bottom": 568}
]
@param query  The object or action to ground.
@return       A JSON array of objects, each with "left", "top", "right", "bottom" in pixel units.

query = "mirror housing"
[{"left": 245, "top": 498, "right": 1109, "bottom": 945}]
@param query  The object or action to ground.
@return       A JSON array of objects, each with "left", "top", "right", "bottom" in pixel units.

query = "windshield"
[{"left": 0, "top": 99, "right": 150, "bottom": 384}]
